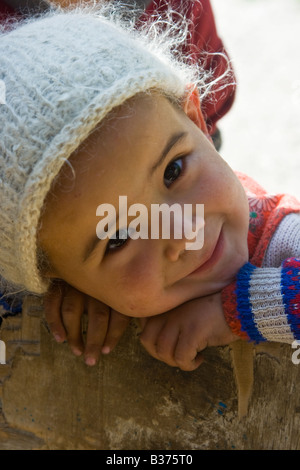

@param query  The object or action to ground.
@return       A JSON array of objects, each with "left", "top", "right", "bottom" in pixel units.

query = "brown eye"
[
  {"left": 106, "top": 228, "right": 129, "bottom": 252},
  {"left": 164, "top": 158, "right": 183, "bottom": 188}
]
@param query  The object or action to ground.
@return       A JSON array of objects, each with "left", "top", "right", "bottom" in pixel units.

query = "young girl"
[{"left": 0, "top": 6, "right": 299, "bottom": 371}]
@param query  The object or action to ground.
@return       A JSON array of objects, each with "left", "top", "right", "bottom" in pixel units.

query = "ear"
[{"left": 181, "top": 85, "right": 209, "bottom": 136}]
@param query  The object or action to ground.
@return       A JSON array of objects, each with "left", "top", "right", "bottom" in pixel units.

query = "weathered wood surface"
[{"left": 0, "top": 296, "right": 300, "bottom": 450}]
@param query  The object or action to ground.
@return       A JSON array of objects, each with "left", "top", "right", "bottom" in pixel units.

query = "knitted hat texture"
[{"left": 0, "top": 9, "right": 188, "bottom": 294}]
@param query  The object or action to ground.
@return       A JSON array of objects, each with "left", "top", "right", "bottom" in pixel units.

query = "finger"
[
  {"left": 60, "top": 286, "right": 85, "bottom": 356},
  {"left": 84, "top": 299, "right": 110, "bottom": 366},
  {"left": 175, "top": 349, "right": 204, "bottom": 371},
  {"left": 43, "top": 280, "right": 66, "bottom": 343},
  {"left": 101, "top": 310, "right": 131, "bottom": 355},
  {"left": 155, "top": 323, "right": 182, "bottom": 367},
  {"left": 182, "top": 354, "right": 204, "bottom": 371},
  {"left": 139, "top": 317, "right": 169, "bottom": 363},
  {"left": 173, "top": 332, "right": 205, "bottom": 371}
]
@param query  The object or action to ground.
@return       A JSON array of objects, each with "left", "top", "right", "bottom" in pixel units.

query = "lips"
[{"left": 188, "top": 228, "right": 224, "bottom": 276}]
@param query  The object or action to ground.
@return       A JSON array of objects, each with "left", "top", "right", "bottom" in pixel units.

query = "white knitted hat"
[{"left": 0, "top": 8, "right": 190, "bottom": 294}]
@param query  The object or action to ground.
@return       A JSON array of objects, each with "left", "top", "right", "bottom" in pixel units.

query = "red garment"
[
  {"left": 236, "top": 172, "right": 300, "bottom": 267},
  {"left": 0, "top": 0, "right": 15, "bottom": 22},
  {"left": 222, "top": 172, "right": 300, "bottom": 340},
  {"left": 143, "top": 0, "right": 236, "bottom": 135}
]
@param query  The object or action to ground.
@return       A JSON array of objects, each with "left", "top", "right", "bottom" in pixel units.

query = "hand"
[
  {"left": 139, "top": 292, "right": 239, "bottom": 371},
  {"left": 43, "top": 280, "right": 130, "bottom": 365}
]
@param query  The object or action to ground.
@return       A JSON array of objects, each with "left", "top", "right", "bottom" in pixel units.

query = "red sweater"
[
  {"left": 0, "top": 0, "right": 15, "bottom": 22},
  {"left": 222, "top": 173, "right": 300, "bottom": 343}
]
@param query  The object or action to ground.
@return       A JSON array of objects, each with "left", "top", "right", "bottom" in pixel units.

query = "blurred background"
[{"left": 211, "top": 0, "right": 300, "bottom": 199}]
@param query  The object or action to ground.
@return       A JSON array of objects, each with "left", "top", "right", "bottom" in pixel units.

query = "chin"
[{"left": 123, "top": 300, "right": 174, "bottom": 318}]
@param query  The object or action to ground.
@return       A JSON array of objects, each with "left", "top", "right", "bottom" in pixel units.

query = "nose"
[
  {"left": 163, "top": 207, "right": 205, "bottom": 262},
  {"left": 164, "top": 238, "right": 187, "bottom": 262}
]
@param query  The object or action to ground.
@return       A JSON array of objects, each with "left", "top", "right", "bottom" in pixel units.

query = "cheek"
[
  {"left": 111, "top": 249, "right": 164, "bottom": 315},
  {"left": 189, "top": 157, "right": 229, "bottom": 208},
  {"left": 209, "top": 165, "right": 247, "bottom": 217}
]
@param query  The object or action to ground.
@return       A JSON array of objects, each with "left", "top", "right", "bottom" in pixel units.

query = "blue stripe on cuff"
[
  {"left": 236, "top": 263, "right": 266, "bottom": 343},
  {"left": 281, "top": 262, "right": 300, "bottom": 339}
]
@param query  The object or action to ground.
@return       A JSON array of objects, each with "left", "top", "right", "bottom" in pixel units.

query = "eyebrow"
[
  {"left": 82, "top": 131, "right": 188, "bottom": 264},
  {"left": 150, "top": 131, "right": 188, "bottom": 175}
]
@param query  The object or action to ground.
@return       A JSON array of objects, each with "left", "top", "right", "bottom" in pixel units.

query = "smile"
[{"left": 188, "top": 228, "right": 225, "bottom": 276}]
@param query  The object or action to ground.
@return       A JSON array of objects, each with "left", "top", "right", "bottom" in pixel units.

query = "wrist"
[
  {"left": 222, "top": 259, "right": 300, "bottom": 344},
  {"left": 221, "top": 279, "right": 249, "bottom": 341},
  {"left": 207, "top": 291, "right": 243, "bottom": 346}
]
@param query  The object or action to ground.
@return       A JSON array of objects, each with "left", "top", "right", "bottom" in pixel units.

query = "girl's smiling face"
[{"left": 38, "top": 92, "right": 249, "bottom": 317}]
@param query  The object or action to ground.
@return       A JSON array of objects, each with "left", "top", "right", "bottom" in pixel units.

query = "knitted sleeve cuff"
[{"left": 221, "top": 259, "right": 300, "bottom": 343}]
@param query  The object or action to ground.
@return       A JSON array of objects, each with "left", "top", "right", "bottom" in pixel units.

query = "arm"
[
  {"left": 222, "top": 257, "right": 300, "bottom": 344},
  {"left": 223, "top": 212, "right": 300, "bottom": 343},
  {"left": 140, "top": 257, "right": 300, "bottom": 370},
  {"left": 139, "top": 292, "right": 239, "bottom": 371},
  {"left": 140, "top": 213, "right": 300, "bottom": 369}
]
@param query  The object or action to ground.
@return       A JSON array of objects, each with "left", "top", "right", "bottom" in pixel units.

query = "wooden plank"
[{"left": 0, "top": 303, "right": 300, "bottom": 449}]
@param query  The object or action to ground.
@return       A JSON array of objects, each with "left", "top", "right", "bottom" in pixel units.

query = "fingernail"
[
  {"left": 54, "top": 334, "right": 62, "bottom": 342},
  {"left": 85, "top": 356, "right": 96, "bottom": 366},
  {"left": 101, "top": 346, "right": 110, "bottom": 355},
  {"left": 72, "top": 347, "right": 83, "bottom": 357}
]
